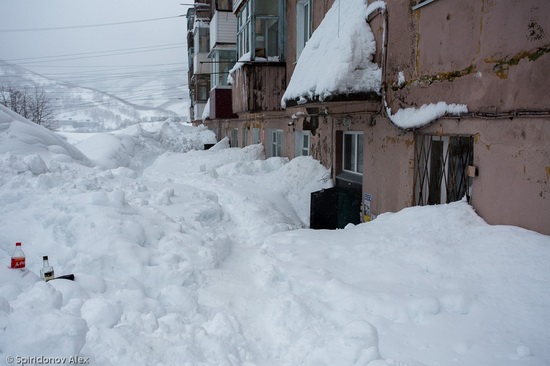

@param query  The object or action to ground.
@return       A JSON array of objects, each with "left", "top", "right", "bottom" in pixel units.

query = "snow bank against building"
[
  {"left": 0, "top": 113, "right": 334, "bottom": 365},
  {"left": 1, "top": 104, "right": 549, "bottom": 365},
  {"left": 263, "top": 199, "right": 550, "bottom": 365},
  {"left": 281, "top": 0, "right": 382, "bottom": 108}
]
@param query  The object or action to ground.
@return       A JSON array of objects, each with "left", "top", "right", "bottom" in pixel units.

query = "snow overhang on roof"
[
  {"left": 387, "top": 102, "right": 468, "bottom": 130},
  {"left": 281, "top": 0, "right": 382, "bottom": 109}
]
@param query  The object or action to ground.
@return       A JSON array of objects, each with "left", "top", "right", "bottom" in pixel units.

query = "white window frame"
[
  {"left": 195, "top": 27, "right": 210, "bottom": 53},
  {"left": 231, "top": 128, "right": 239, "bottom": 147},
  {"left": 269, "top": 129, "right": 284, "bottom": 157},
  {"left": 236, "top": 0, "right": 285, "bottom": 60},
  {"left": 296, "top": 0, "right": 312, "bottom": 60},
  {"left": 211, "top": 49, "right": 237, "bottom": 88},
  {"left": 242, "top": 127, "right": 249, "bottom": 147},
  {"left": 252, "top": 127, "right": 261, "bottom": 144},
  {"left": 295, "top": 130, "right": 311, "bottom": 157},
  {"left": 237, "top": 2, "right": 252, "bottom": 58},
  {"left": 343, "top": 131, "right": 364, "bottom": 175}
]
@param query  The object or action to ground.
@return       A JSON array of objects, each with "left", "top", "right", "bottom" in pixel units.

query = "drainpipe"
[
  {"left": 381, "top": 9, "right": 389, "bottom": 118},
  {"left": 367, "top": 6, "right": 389, "bottom": 118},
  {"left": 368, "top": 4, "right": 550, "bottom": 130}
]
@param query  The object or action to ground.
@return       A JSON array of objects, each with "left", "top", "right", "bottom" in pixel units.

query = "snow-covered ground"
[{"left": 1, "top": 104, "right": 549, "bottom": 366}]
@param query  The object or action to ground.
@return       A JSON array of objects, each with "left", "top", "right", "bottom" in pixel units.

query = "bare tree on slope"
[{"left": 0, "top": 84, "right": 56, "bottom": 130}]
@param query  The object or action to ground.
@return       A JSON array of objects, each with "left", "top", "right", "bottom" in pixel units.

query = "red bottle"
[{"left": 11, "top": 242, "right": 26, "bottom": 269}]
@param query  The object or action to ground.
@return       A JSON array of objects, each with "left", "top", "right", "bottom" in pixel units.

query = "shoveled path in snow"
[
  {"left": 3, "top": 117, "right": 549, "bottom": 366},
  {"left": 134, "top": 141, "right": 550, "bottom": 366},
  {"left": 139, "top": 144, "right": 341, "bottom": 365}
]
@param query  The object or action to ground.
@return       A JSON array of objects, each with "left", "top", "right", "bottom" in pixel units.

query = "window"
[
  {"left": 268, "top": 129, "right": 284, "bottom": 157},
  {"left": 195, "top": 27, "right": 210, "bottom": 53},
  {"left": 295, "top": 130, "right": 311, "bottom": 157},
  {"left": 414, "top": 135, "right": 474, "bottom": 205},
  {"left": 412, "top": 0, "right": 440, "bottom": 11},
  {"left": 343, "top": 132, "right": 364, "bottom": 174},
  {"left": 236, "top": 0, "right": 285, "bottom": 60},
  {"left": 237, "top": 2, "right": 251, "bottom": 57},
  {"left": 215, "top": 0, "right": 232, "bottom": 11},
  {"left": 242, "top": 127, "right": 249, "bottom": 146},
  {"left": 252, "top": 127, "right": 261, "bottom": 144},
  {"left": 188, "top": 47, "right": 194, "bottom": 72},
  {"left": 211, "top": 49, "right": 237, "bottom": 87},
  {"left": 195, "top": 75, "right": 210, "bottom": 102},
  {"left": 296, "top": 0, "right": 312, "bottom": 60},
  {"left": 230, "top": 128, "right": 239, "bottom": 147}
]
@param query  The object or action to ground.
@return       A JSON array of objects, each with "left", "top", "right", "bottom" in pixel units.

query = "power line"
[
  {"left": 0, "top": 66, "right": 188, "bottom": 86},
  {"left": 0, "top": 15, "right": 185, "bottom": 33},
  {"left": 15, "top": 45, "right": 186, "bottom": 65},
  {"left": 2, "top": 43, "right": 185, "bottom": 63},
  {"left": 0, "top": 62, "right": 186, "bottom": 69},
  {"left": 25, "top": 66, "right": 187, "bottom": 78}
]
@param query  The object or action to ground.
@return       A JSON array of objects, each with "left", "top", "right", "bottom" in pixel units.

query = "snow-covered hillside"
[
  {"left": 1, "top": 105, "right": 549, "bottom": 366},
  {"left": 0, "top": 60, "right": 183, "bottom": 130}
]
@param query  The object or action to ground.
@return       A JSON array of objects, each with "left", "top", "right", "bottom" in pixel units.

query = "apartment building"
[{"left": 187, "top": 0, "right": 550, "bottom": 234}]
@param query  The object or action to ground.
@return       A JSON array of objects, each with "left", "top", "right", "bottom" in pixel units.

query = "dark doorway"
[{"left": 310, "top": 182, "right": 362, "bottom": 230}]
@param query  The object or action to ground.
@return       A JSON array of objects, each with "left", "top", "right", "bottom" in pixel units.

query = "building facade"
[{"left": 187, "top": 0, "right": 550, "bottom": 235}]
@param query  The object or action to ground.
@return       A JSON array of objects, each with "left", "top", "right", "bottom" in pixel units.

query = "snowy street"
[{"left": 1, "top": 105, "right": 550, "bottom": 365}]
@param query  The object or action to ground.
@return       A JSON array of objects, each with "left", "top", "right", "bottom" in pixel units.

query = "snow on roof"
[
  {"left": 387, "top": 102, "right": 468, "bottom": 130},
  {"left": 227, "top": 52, "right": 251, "bottom": 85},
  {"left": 281, "top": 0, "right": 382, "bottom": 109},
  {"left": 227, "top": 52, "right": 281, "bottom": 85}
]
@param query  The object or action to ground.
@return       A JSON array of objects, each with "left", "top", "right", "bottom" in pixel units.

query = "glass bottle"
[
  {"left": 10, "top": 242, "right": 26, "bottom": 269},
  {"left": 40, "top": 256, "right": 54, "bottom": 281}
]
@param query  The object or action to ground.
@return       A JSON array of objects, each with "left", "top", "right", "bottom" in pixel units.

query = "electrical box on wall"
[{"left": 468, "top": 165, "right": 478, "bottom": 177}]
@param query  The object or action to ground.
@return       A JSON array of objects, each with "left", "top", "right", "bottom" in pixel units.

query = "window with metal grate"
[{"left": 414, "top": 134, "right": 474, "bottom": 206}]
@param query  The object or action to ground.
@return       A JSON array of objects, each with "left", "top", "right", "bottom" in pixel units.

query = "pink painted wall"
[
  {"left": 383, "top": 0, "right": 550, "bottom": 112},
  {"left": 364, "top": 0, "right": 550, "bottom": 234}
]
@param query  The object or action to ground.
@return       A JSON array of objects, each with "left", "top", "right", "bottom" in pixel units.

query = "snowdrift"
[
  {"left": 1, "top": 107, "right": 549, "bottom": 365},
  {"left": 0, "top": 104, "right": 90, "bottom": 167}
]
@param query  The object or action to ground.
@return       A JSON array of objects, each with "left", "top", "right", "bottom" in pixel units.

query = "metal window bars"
[{"left": 414, "top": 134, "right": 474, "bottom": 206}]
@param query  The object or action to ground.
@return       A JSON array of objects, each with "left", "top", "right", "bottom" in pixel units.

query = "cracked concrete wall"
[
  {"left": 362, "top": 117, "right": 416, "bottom": 217},
  {"left": 384, "top": 0, "right": 550, "bottom": 113},
  {"left": 419, "top": 117, "right": 550, "bottom": 234},
  {"left": 365, "top": 0, "right": 550, "bottom": 234},
  {"left": 356, "top": 112, "right": 550, "bottom": 234}
]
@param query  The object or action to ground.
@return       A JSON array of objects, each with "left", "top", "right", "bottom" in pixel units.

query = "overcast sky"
[{"left": 0, "top": 0, "right": 191, "bottom": 86}]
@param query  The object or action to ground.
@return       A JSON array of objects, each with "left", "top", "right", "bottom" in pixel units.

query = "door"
[{"left": 310, "top": 186, "right": 361, "bottom": 229}]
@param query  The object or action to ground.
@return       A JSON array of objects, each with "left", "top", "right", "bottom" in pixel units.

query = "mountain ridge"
[{"left": 0, "top": 60, "right": 186, "bottom": 130}]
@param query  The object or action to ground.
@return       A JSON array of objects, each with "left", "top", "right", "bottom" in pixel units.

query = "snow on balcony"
[{"left": 281, "top": 0, "right": 382, "bottom": 108}]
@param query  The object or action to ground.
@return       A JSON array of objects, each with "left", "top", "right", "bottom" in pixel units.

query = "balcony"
[
  {"left": 231, "top": 62, "right": 286, "bottom": 114},
  {"left": 209, "top": 88, "right": 238, "bottom": 119},
  {"left": 210, "top": 10, "right": 237, "bottom": 49},
  {"left": 193, "top": 52, "right": 210, "bottom": 75}
]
